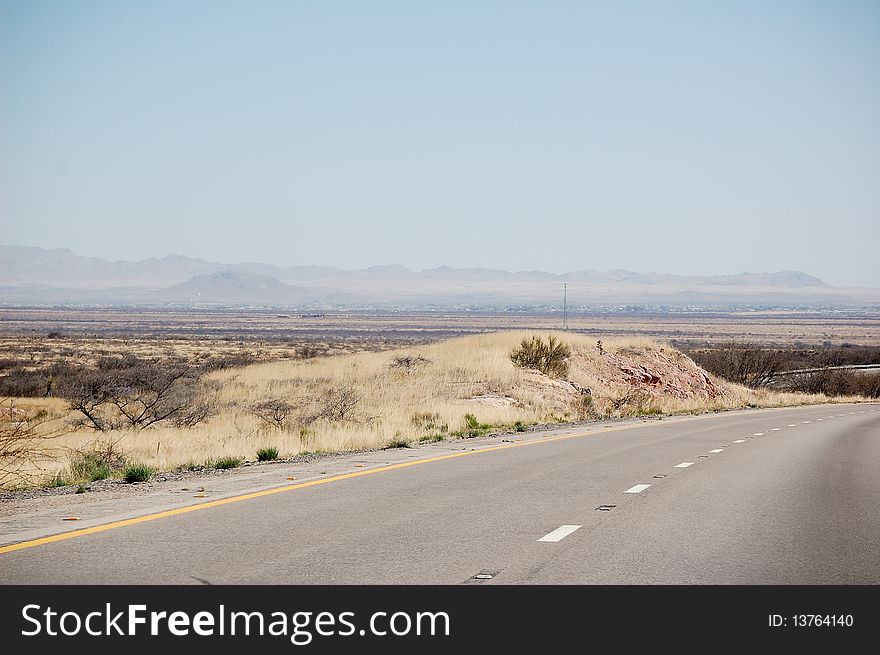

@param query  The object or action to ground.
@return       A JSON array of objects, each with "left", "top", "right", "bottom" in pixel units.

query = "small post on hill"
[{"left": 563, "top": 282, "right": 568, "bottom": 331}]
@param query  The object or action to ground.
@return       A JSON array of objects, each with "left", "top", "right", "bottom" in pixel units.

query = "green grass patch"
[
  {"left": 256, "top": 447, "right": 280, "bottom": 462},
  {"left": 48, "top": 473, "right": 68, "bottom": 488},
  {"left": 297, "top": 449, "right": 326, "bottom": 458},
  {"left": 123, "top": 464, "right": 154, "bottom": 483},
  {"left": 70, "top": 452, "right": 111, "bottom": 482},
  {"left": 457, "top": 413, "right": 493, "bottom": 438},
  {"left": 211, "top": 456, "right": 242, "bottom": 470},
  {"left": 385, "top": 437, "right": 412, "bottom": 449}
]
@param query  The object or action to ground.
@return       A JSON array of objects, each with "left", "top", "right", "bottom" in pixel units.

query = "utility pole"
[{"left": 563, "top": 282, "right": 568, "bottom": 331}]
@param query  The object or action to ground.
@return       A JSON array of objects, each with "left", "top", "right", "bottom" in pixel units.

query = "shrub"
[
  {"left": 299, "top": 427, "right": 315, "bottom": 445},
  {"left": 459, "top": 413, "right": 492, "bottom": 438},
  {"left": 688, "top": 344, "right": 783, "bottom": 388},
  {"left": 297, "top": 344, "right": 329, "bottom": 360},
  {"left": 606, "top": 389, "right": 652, "bottom": 417},
  {"left": 785, "top": 370, "right": 880, "bottom": 398},
  {"left": 385, "top": 437, "right": 412, "bottom": 449},
  {"left": 48, "top": 473, "right": 69, "bottom": 488},
  {"left": 1, "top": 399, "right": 60, "bottom": 488},
  {"left": 123, "top": 464, "right": 154, "bottom": 483},
  {"left": 513, "top": 421, "right": 527, "bottom": 432},
  {"left": 256, "top": 447, "right": 279, "bottom": 462},
  {"left": 70, "top": 451, "right": 111, "bottom": 482},
  {"left": 0, "top": 367, "right": 50, "bottom": 397},
  {"left": 411, "top": 412, "right": 444, "bottom": 430},
  {"left": 62, "top": 357, "right": 214, "bottom": 431},
  {"left": 390, "top": 355, "right": 430, "bottom": 371},
  {"left": 575, "top": 394, "right": 598, "bottom": 419},
  {"left": 509, "top": 335, "right": 571, "bottom": 378},
  {"left": 212, "top": 456, "right": 242, "bottom": 470},
  {"left": 320, "top": 386, "right": 361, "bottom": 422},
  {"left": 250, "top": 399, "right": 294, "bottom": 430},
  {"left": 75, "top": 438, "right": 127, "bottom": 472}
]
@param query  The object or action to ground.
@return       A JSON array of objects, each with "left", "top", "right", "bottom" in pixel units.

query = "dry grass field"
[{"left": 2, "top": 330, "right": 857, "bottom": 490}]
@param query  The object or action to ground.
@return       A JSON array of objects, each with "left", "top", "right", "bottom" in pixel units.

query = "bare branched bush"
[
  {"left": 509, "top": 335, "right": 571, "bottom": 378},
  {"left": 389, "top": 355, "right": 431, "bottom": 372},
  {"left": 200, "top": 353, "right": 258, "bottom": 371},
  {"left": 850, "top": 373, "right": 880, "bottom": 398},
  {"left": 320, "top": 386, "right": 361, "bottom": 422},
  {"left": 68, "top": 439, "right": 129, "bottom": 482},
  {"left": 689, "top": 343, "right": 784, "bottom": 388},
  {"left": 297, "top": 344, "right": 329, "bottom": 360},
  {"left": 169, "top": 396, "right": 214, "bottom": 428},
  {"left": 606, "top": 389, "right": 651, "bottom": 416},
  {"left": 0, "top": 399, "right": 58, "bottom": 488},
  {"left": 572, "top": 393, "right": 598, "bottom": 420},
  {"left": 0, "top": 361, "right": 82, "bottom": 398},
  {"left": 784, "top": 370, "right": 880, "bottom": 398},
  {"left": 72, "top": 436, "right": 128, "bottom": 472},
  {"left": 61, "top": 357, "right": 214, "bottom": 431},
  {"left": 250, "top": 398, "right": 295, "bottom": 430},
  {"left": 64, "top": 371, "right": 114, "bottom": 431}
]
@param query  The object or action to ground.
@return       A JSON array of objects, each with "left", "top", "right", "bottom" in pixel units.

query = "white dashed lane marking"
[
  {"left": 565, "top": 408, "right": 879, "bottom": 527},
  {"left": 538, "top": 525, "right": 582, "bottom": 543}
]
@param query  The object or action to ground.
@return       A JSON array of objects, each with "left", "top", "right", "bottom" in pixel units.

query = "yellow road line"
[
  {"left": 0, "top": 421, "right": 666, "bottom": 555},
  {"left": 3, "top": 408, "right": 805, "bottom": 556}
]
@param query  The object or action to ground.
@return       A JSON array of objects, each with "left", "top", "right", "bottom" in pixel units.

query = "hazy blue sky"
[{"left": 2, "top": 1, "right": 878, "bottom": 286}]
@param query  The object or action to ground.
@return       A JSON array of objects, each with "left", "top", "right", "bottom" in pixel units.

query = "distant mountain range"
[{"left": 0, "top": 244, "right": 876, "bottom": 308}]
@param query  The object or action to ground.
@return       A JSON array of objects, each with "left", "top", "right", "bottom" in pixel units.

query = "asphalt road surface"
[{"left": 1, "top": 404, "right": 878, "bottom": 584}]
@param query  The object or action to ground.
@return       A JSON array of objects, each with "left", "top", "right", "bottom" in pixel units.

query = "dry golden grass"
[{"left": 3, "top": 331, "right": 860, "bottom": 489}]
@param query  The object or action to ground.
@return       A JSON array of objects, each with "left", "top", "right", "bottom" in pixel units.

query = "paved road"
[{"left": 1, "top": 404, "right": 878, "bottom": 584}]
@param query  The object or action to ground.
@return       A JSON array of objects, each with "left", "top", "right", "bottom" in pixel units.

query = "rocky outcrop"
[{"left": 569, "top": 347, "right": 734, "bottom": 402}]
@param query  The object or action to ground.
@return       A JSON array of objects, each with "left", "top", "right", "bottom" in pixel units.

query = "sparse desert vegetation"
[
  {"left": 509, "top": 334, "right": 571, "bottom": 378},
  {"left": 688, "top": 343, "right": 880, "bottom": 397},
  {"left": 0, "top": 398, "right": 61, "bottom": 488},
  {"left": 122, "top": 463, "right": 154, "bottom": 483},
  {"left": 1, "top": 328, "right": 870, "bottom": 491},
  {"left": 256, "top": 446, "right": 280, "bottom": 462}
]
